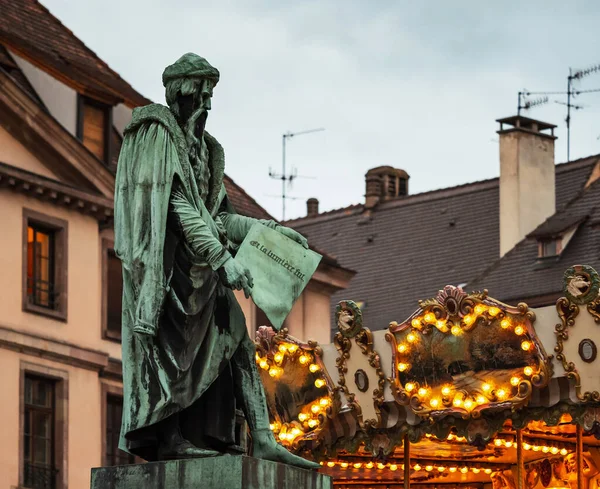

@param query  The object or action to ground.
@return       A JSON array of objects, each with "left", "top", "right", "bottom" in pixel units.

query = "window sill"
[
  {"left": 23, "top": 302, "right": 67, "bottom": 322},
  {"left": 102, "top": 330, "right": 122, "bottom": 343}
]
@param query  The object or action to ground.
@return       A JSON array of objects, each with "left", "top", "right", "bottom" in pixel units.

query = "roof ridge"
[{"left": 288, "top": 156, "right": 600, "bottom": 227}]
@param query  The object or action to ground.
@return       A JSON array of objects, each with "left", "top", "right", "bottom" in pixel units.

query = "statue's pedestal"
[{"left": 91, "top": 455, "right": 332, "bottom": 489}]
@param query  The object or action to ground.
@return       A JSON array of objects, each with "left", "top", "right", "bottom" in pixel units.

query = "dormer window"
[
  {"left": 77, "top": 96, "right": 112, "bottom": 165},
  {"left": 539, "top": 239, "right": 559, "bottom": 258}
]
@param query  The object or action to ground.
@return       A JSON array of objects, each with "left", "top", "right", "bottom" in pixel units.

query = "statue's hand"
[
  {"left": 276, "top": 226, "right": 309, "bottom": 249},
  {"left": 218, "top": 257, "right": 254, "bottom": 298}
]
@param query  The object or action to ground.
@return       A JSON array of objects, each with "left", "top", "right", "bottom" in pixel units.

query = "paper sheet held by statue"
[{"left": 235, "top": 223, "right": 322, "bottom": 330}]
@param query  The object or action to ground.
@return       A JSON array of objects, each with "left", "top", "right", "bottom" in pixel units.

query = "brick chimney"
[
  {"left": 307, "top": 197, "right": 319, "bottom": 217},
  {"left": 497, "top": 115, "right": 557, "bottom": 256},
  {"left": 365, "top": 166, "right": 409, "bottom": 208}
]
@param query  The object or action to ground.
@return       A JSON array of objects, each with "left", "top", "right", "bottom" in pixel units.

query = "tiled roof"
[
  {"left": 0, "top": 0, "right": 150, "bottom": 107},
  {"left": 224, "top": 174, "right": 274, "bottom": 221},
  {"left": 290, "top": 156, "right": 599, "bottom": 332},
  {"left": 470, "top": 162, "right": 600, "bottom": 303}
]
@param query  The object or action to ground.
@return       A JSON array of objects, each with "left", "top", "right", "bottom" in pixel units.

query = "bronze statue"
[{"left": 114, "top": 53, "right": 318, "bottom": 469}]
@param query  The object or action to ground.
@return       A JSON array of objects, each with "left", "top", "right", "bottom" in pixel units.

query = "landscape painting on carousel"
[{"left": 387, "top": 286, "right": 552, "bottom": 418}]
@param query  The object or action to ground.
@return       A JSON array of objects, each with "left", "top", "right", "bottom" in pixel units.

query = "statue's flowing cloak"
[{"left": 114, "top": 103, "right": 247, "bottom": 460}]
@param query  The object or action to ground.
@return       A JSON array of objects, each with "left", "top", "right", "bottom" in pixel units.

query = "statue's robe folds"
[{"left": 114, "top": 104, "right": 268, "bottom": 461}]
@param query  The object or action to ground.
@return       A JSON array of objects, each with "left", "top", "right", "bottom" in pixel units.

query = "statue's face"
[{"left": 195, "top": 79, "right": 214, "bottom": 113}]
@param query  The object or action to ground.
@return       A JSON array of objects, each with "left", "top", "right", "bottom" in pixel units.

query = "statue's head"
[{"left": 162, "top": 53, "right": 219, "bottom": 124}]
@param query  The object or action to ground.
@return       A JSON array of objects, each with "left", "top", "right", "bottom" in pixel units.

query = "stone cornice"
[
  {"left": 0, "top": 161, "right": 114, "bottom": 222},
  {"left": 0, "top": 323, "right": 110, "bottom": 372}
]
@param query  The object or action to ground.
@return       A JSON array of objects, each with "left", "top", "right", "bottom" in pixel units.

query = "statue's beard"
[{"left": 183, "top": 107, "right": 208, "bottom": 150}]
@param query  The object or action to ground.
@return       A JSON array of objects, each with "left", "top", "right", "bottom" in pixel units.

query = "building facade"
[{"left": 0, "top": 2, "right": 352, "bottom": 488}]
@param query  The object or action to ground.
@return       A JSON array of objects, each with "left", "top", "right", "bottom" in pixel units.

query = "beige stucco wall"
[
  {"left": 0, "top": 349, "right": 102, "bottom": 489},
  {"left": 11, "top": 51, "right": 78, "bottom": 137},
  {"left": 0, "top": 191, "right": 120, "bottom": 360},
  {"left": 499, "top": 131, "right": 556, "bottom": 256},
  {"left": 0, "top": 125, "right": 60, "bottom": 180}
]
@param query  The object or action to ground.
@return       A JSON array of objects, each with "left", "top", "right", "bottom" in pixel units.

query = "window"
[
  {"left": 27, "top": 225, "right": 55, "bottom": 309},
  {"left": 399, "top": 177, "right": 408, "bottom": 196},
  {"left": 539, "top": 239, "right": 559, "bottom": 258},
  {"left": 104, "top": 394, "right": 134, "bottom": 466},
  {"left": 77, "top": 96, "right": 112, "bottom": 164},
  {"left": 102, "top": 240, "right": 123, "bottom": 341},
  {"left": 23, "top": 210, "right": 68, "bottom": 320},
  {"left": 23, "top": 376, "right": 57, "bottom": 489}
]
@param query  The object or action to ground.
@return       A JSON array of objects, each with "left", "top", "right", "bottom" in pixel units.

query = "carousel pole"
[
  {"left": 577, "top": 424, "right": 583, "bottom": 489},
  {"left": 403, "top": 434, "right": 410, "bottom": 489},
  {"left": 516, "top": 429, "right": 524, "bottom": 489}
]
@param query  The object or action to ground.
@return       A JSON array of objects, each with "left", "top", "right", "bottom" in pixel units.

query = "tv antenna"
[
  {"left": 269, "top": 127, "right": 324, "bottom": 220},
  {"left": 517, "top": 91, "right": 549, "bottom": 115},
  {"left": 566, "top": 64, "right": 600, "bottom": 161}
]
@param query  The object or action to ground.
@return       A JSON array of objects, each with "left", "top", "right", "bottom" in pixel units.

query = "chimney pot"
[
  {"left": 365, "top": 166, "right": 409, "bottom": 208},
  {"left": 307, "top": 197, "right": 319, "bottom": 217}
]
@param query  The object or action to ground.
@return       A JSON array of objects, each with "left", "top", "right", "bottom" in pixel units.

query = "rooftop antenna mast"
[
  {"left": 269, "top": 127, "right": 324, "bottom": 221},
  {"left": 566, "top": 63, "right": 600, "bottom": 161},
  {"left": 517, "top": 90, "right": 549, "bottom": 116}
]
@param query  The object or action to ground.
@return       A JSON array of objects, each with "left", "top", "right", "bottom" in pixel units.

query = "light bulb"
[
  {"left": 482, "top": 383, "right": 492, "bottom": 392},
  {"left": 397, "top": 343, "right": 408, "bottom": 353},
  {"left": 413, "top": 464, "right": 422, "bottom": 471},
  {"left": 514, "top": 325, "right": 524, "bottom": 336},
  {"left": 287, "top": 344, "right": 298, "bottom": 354},
  {"left": 327, "top": 461, "right": 335, "bottom": 467},
  {"left": 398, "top": 363, "right": 409, "bottom": 372},
  {"left": 453, "top": 396, "right": 463, "bottom": 407},
  {"left": 463, "top": 314, "right": 475, "bottom": 326},
  {"left": 298, "top": 413, "right": 307, "bottom": 422},
  {"left": 377, "top": 463, "right": 385, "bottom": 470},
  {"left": 430, "top": 398, "right": 440, "bottom": 408},
  {"left": 407, "top": 332, "right": 417, "bottom": 343},
  {"left": 551, "top": 447, "right": 559, "bottom": 454},
  {"left": 472, "top": 468, "right": 481, "bottom": 474},
  {"left": 542, "top": 446, "right": 550, "bottom": 453},
  {"left": 475, "top": 304, "right": 486, "bottom": 315},
  {"left": 314, "top": 379, "right": 325, "bottom": 388},
  {"left": 533, "top": 445, "right": 541, "bottom": 452},
  {"left": 438, "top": 466, "right": 446, "bottom": 472},
  {"left": 494, "top": 439, "right": 503, "bottom": 447},
  {"left": 259, "top": 360, "right": 269, "bottom": 370},
  {"left": 476, "top": 395, "right": 486, "bottom": 405},
  {"left": 524, "top": 366, "right": 534, "bottom": 376},
  {"left": 442, "top": 385, "right": 452, "bottom": 396},
  {"left": 523, "top": 443, "right": 531, "bottom": 450},
  {"left": 299, "top": 355, "right": 310, "bottom": 365},
  {"left": 501, "top": 319, "right": 511, "bottom": 329},
  {"left": 311, "top": 404, "right": 320, "bottom": 414},
  {"left": 496, "top": 389, "right": 508, "bottom": 400},
  {"left": 521, "top": 341, "right": 532, "bottom": 351},
  {"left": 460, "top": 467, "right": 468, "bottom": 474},
  {"left": 485, "top": 468, "right": 492, "bottom": 474},
  {"left": 505, "top": 441, "right": 513, "bottom": 448},
  {"left": 278, "top": 344, "right": 288, "bottom": 353},
  {"left": 353, "top": 463, "right": 362, "bottom": 469},
  {"left": 489, "top": 307, "right": 501, "bottom": 317},
  {"left": 464, "top": 399, "right": 474, "bottom": 410},
  {"left": 436, "top": 319, "right": 447, "bottom": 330},
  {"left": 309, "top": 363, "right": 320, "bottom": 373},
  {"left": 279, "top": 432, "right": 287, "bottom": 441},
  {"left": 449, "top": 467, "right": 457, "bottom": 473},
  {"left": 424, "top": 312, "right": 436, "bottom": 323},
  {"left": 308, "top": 419, "right": 318, "bottom": 428},
  {"left": 274, "top": 352, "right": 284, "bottom": 364},
  {"left": 320, "top": 398, "right": 330, "bottom": 407},
  {"left": 269, "top": 367, "right": 280, "bottom": 378},
  {"left": 510, "top": 376, "right": 520, "bottom": 386},
  {"left": 390, "top": 464, "right": 398, "bottom": 471},
  {"left": 291, "top": 427, "right": 301, "bottom": 436},
  {"left": 405, "top": 382, "right": 415, "bottom": 392},
  {"left": 418, "top": 387, "right": 428, "bottom": 397},
  {"left": 425, "top": 465, "right": 433, "bottom": 472},
  {"left": 560, "top": 448, "right": 568, "bottom": 456},
  {"left": 366, "top": 462, "right": 374, "bottom": 469},
  {"left": 340, "top": 462, "right": 349, "bottom": 468},
  {"left": 451, "top": 325, "right": 462, "bottom": 336},
  {"left": 411, "top": 318, "right": 421, "bottom": 328}
]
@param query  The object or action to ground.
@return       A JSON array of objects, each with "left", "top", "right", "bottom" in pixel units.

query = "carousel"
[{"left": 254, "top": 265, "right": 600, "bottom": 489}]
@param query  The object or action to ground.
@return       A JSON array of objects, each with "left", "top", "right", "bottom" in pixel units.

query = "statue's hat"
[{"left": 162, "top": 53, "right": 219, "bottom": 87}]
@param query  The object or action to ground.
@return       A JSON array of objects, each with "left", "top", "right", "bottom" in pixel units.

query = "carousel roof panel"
[{"left": 289, "top": 155, "right": 599, "bottom": 332}]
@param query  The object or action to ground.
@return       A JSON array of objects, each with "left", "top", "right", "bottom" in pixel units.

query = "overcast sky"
[{"left": 44, "top": 0, "right": 600, "bottom": 220}]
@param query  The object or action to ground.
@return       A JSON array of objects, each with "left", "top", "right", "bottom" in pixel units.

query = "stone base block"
[{"left": 91, "top": 455, "right": 332, "bottom": 489}]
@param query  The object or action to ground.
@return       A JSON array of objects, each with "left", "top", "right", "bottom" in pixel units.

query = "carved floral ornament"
[
  {"left": 334, "top": 301, "right": 387, "bottom": 430},
  {"left": 254, "top": 326, "right": 337, "bottom": 448},
  {"left": 555, "top": 264, "right": 600, "bottom": 402},
  {"left": 386, "top": 286, "right": 552, "bottom": 420}
]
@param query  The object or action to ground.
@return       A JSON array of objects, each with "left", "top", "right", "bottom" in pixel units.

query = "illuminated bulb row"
[
  {"left": 493, "top": 437, "right": 569, "bottom": 456},
  {"left": 324, "top": 460, "right": 494, "bottom": 475},
  {"left": 256, "top": 346, "right": 327, "bottom": 389}
]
